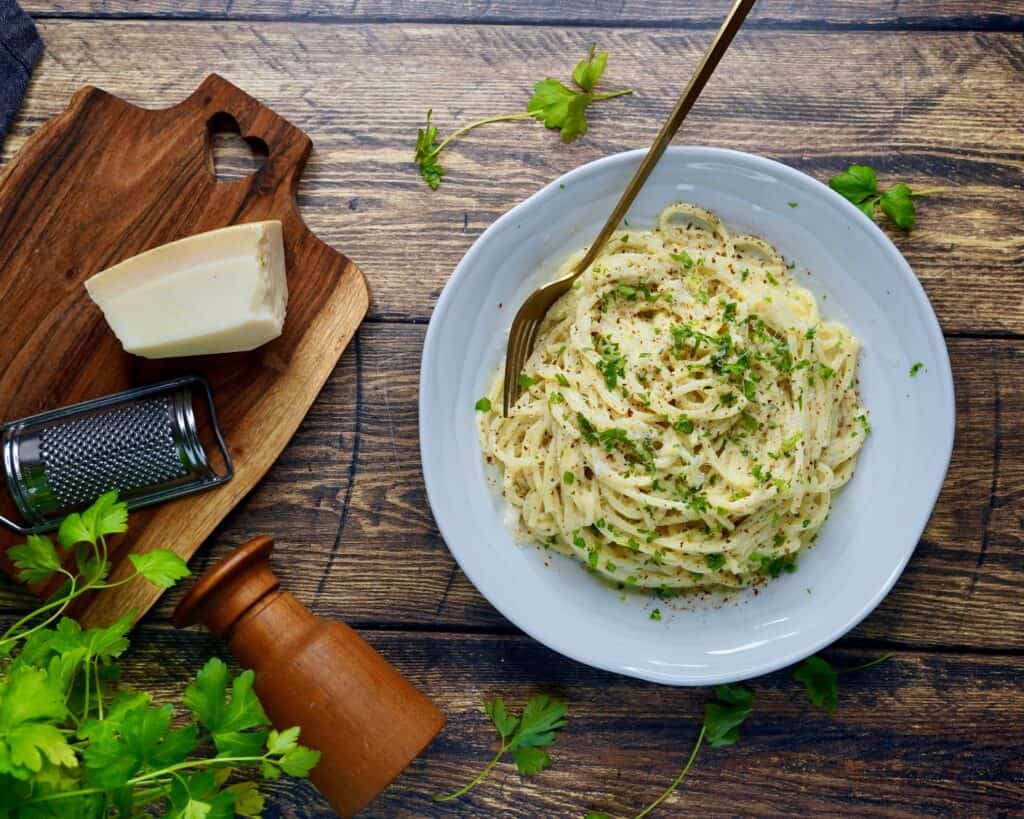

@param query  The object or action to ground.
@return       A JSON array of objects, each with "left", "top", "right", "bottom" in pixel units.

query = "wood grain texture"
[
  {"left": 5, "top": 328, "right": 1016, "bottom": 652},
  {"left": 85, "top": 623, "right": 1024, "bottom": 818},
  {"left": 1, "top": 7, "right": 1022, "bottom": 818},
  {"left": 0, "top": 74, "right": 369, "bottom": 625},
  {"left": 20, "top": 0, "right": 1024, "bottom": 29},
  {"left": 6, "top": 23, "right": 1021, "bottom": 335}
]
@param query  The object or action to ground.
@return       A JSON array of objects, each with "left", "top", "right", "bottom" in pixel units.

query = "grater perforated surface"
[{"left": 39, "top": 396, "right": 189, "bottom": 508}]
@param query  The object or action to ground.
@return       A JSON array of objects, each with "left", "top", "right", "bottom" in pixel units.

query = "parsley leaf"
[
  {"left": 705, "top": 683, "right": 754, "bottom": 747},
  {"left": 879, "top": 183, "right": 915, "bottom": 229},
  {"left": 792, "top": 656, "right": 839, "bottom": 713},
  {"left": 128, "top": 549, "right": 190, "bottom": 588},
  {"left": 8, "top": 535, "right": 62, "bottom": 585},
  {"left": 435, "top": 694, "right": 568, "bottom": 802},
  {"left": 58, "top": 490, "right": 128, "bottom": 549},
  {"left": 828, "top": 164, "right": 939, "bottom": 230},
  {"left": 527, "top": 79, "right": 592, "bottom": 142},
  {"left": 414, "top": 109, "right": 444, "bottom": 190},
  {"left": 83, "top": 702, "right": 198, "bottom": 789},
  {"left": 829, "top": 164, "right": 878, "bottom": 204},
  {"left": 184, "top": 659, "right": 269, "bottom": 757},
  {"left": 475, "top": 396, "right": 492, "bottom": 412},
  {"left": 793, "top": 652, "right": 892, "bottom": 714},
  {"left": 0, "top": 665, "right": 73, "bottom": 779},
  {"left": 572, "top": 42, "right": 608, "bottom": 92}
]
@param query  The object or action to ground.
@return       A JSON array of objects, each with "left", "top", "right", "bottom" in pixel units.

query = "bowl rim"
[{"left": 419, "top": 145, "right": 956, "bottom": 685}]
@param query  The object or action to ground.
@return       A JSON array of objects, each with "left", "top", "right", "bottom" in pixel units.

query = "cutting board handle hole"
[{"left": 207, "top": 112, "right": 269, "bottom": 183}]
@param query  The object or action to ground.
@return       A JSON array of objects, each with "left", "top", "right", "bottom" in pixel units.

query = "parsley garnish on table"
[
  {"left": 585, "top": 684, "right": 754, "bottom": 819},
  {"left": 792, "top": 652, "right": 893, "bottom": 713},
  {"left": 414, "top": 43, "right": 632, "bottom": 189},
  {"left": 434, "top": 694, "right": 569, "bottom": 802},
  {"left": 828, "top": 164, "right": 943, "bottom": 229},
  {"left": 0, "top": 492, "right": 319, "bottom": 817}
]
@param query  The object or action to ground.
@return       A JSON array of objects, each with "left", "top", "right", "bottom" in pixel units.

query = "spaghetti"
[{"left": 478, "top": 203, "right": 868, "bottom": 591}]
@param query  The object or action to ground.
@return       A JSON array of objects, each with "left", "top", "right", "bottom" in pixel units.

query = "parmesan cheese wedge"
[{"left": 85, "top": 221, "right": 288, "bottom": 359}]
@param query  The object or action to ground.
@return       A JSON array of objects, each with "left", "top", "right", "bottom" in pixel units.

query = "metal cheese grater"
[{"left": 1, "top": 376, "right": 233, "bottom": 534}]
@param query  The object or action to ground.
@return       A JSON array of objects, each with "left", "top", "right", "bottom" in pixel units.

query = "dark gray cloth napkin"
[{"left": 0, "top": 0, "right": 42, "bottom": 145}]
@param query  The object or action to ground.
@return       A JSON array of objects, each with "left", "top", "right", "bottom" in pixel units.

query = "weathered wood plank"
[
  {"left": 5, "top": 328, "right": 1012, "bottom": 652},
  {"left": 308, "top": 327, "right": 1024, "bottom": 650},
  {"left": 76, "top": 624, "right": 1024, "bottom": 817},
  {"left": 6, "top": 23, "right": 1023, "bottom": 334},
  {"left": 21, "top": 0, "right": 1024, "bottom": 29}
]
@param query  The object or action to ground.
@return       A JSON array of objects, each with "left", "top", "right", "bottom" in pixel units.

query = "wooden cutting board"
[{"left": 0, "top": 74, "right": 368, "bottom": 627}]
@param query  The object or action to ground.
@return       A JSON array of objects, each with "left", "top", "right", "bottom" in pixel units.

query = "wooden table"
[{"left": 3, "top": 1, "right": 1023, "bottom": 816}]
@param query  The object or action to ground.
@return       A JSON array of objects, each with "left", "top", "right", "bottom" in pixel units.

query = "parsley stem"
[
  {"left": 633, "top": 725, "right": 705, "bottom": 819},
  {"left": 431, "top": 112, "right": 534, "bottom": 157},
  {"left": 433, "top": 743, "right": 509, "bottom": 802},
  {"left": 19, "top": 755, "right": 272, "bottom": 805},
  {"left": 0, "top": 570, "right": 77, "bottom": 648},
  {"left": 592, "top": 89, "right": 633, "bottom": 102},
  {"left": 94, "top": 660, "right": 104, "bottom": 720},
  {"left": 837, "top": 651, "right": 893, "bottom": 674},
  {"left": 910, "top": 187, "right": 944, "bottom": 197}
]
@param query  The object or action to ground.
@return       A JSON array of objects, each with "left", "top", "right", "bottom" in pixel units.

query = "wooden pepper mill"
[{"left": 173, "top": 536, "right": 446, "bottom": 817}]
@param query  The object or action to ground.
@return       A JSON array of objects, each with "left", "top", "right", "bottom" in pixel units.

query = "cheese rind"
[{"left": 85, "top": 221, "right": 288, "bottom": 359}]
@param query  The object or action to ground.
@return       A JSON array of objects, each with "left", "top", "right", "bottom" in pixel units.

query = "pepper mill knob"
[{"left": 173, "top": 536, "right": 446, "bottom": 817}]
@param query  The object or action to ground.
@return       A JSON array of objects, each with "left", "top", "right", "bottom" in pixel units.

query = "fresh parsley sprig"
[
  {"left": 434, "top": 694, "right": 569, "bottom": 802},
  {"left": 828, "top": 164, "right": 943, "bottom": 229},
  {"left": 0, "top": 492, "right": 319, "bottom": 817},
  {"left": 585, "top": 684, "right": 754, "bottom": 819},
  {"left": 2, "top": 491, "right": 187, "bottom": 658},
  {"left": 792, "top": 652, "right": 893, "bottom": 714},
  {"left": 415, "top": 43, "right": 632, "bottom": 189}
]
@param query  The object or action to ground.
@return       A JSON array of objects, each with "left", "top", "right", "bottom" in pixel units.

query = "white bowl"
[{"left": 419, "top": 147, "right": 954, "bottom": 686}]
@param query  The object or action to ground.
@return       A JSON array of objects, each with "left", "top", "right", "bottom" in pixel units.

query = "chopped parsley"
[
  {"left": 780, "top": 431, "right": 803, "bottom": 455},
  {"left": 595, "top": 334, "right": 626, "bottom": 389},
  {"left": 475, "top": 397, "right": 492, "bottom": 412},
  {"left": 563, "top": 471, "right": 575, "bottom": 485},
  {"left": 757, "top": 553, "right": 798, "bottom": 578},
  {"left": 556, "top": 373, "right": 571, "bottom": 388},
  {"left": 650, "top": 608, "right": 662, "bottom": 621},
  {"left": 910, "top": 361, "right": 924, "bottom": 376},
  {"left": 670, "top": 250, "right": 694, "bottom": 269},
  {"left": 705, "top": 553, "right": 726, "bottom": 570},
  {"left": 518, "top": 373, "right": 537, "bottom": 388},
  {"left": 752, "top": 463, "right": 772, "bottom": 485},
  {"left": 576, "top": 413, "right": 598, "bottom": 444},
  {"left": 674, "top": 416, "right": 694, "bottom": 434}
]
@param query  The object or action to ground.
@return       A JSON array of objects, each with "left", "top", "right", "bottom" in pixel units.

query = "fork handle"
[{"left": 572, "top": 0, "right": 758, "bottom": 276}]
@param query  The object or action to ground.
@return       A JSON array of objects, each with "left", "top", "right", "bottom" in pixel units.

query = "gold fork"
[{"left": 501, "top": 0, "right": 757, "bottom": 416}]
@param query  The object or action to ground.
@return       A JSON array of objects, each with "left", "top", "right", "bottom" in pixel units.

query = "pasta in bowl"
[
  {"left": 478, "top": 204, "right": 867, "bottom": 592},
  {"left": 420, "top": 146, "right": 954, "bottom": 685}
]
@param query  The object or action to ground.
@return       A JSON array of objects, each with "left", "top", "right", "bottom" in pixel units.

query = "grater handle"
[{"left": 0, "top": 513, "right": 31, "bottom": 536}]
